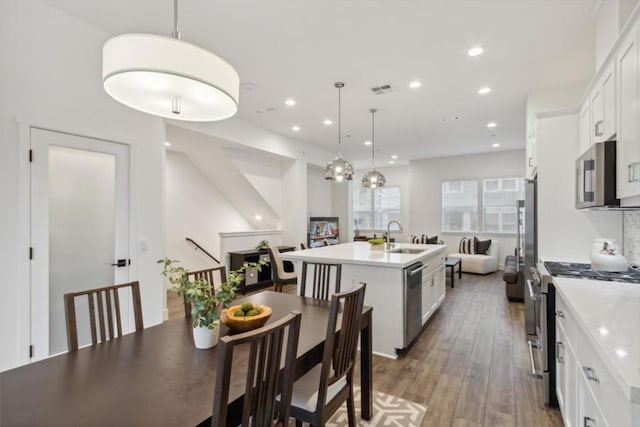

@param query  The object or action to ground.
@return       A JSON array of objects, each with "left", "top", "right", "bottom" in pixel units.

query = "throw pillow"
[
  {"left": 475, "top": 237, "right": 492, "bottom": 255},
  {"left": 426, "top": 235, "right": 438, "bottom": 244},
  {"left": 459, "top": 237, "right": 475, "bottom": 254}
]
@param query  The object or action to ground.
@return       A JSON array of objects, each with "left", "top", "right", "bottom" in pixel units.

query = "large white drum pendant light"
[{"left": 102, "top": 1, "right": 239, "bottom": 122}]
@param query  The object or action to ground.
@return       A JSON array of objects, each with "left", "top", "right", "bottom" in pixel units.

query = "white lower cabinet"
[
  {"left": 556, "top": 290, "right": 638, "bottom": 427},
  {"left": 556, "top": 324, "right": 576, "bottom": 427},
  {"left": 420, "top": 255, "right": 445, "bottom": 326}
]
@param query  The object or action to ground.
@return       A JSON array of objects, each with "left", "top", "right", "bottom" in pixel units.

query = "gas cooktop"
[{"left": 543, "top": 261, "right": 640, "bottom": 284}]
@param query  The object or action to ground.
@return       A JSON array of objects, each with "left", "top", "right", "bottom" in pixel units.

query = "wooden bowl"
[{"left": 220, "top": 304, "right": 272, "bottom": 333}]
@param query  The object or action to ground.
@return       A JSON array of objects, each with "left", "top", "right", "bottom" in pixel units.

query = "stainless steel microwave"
[{"left": 576, "top": 141, "right": 619, "bottom": 209}]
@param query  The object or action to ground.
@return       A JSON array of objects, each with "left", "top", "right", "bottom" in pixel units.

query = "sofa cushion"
[
  {"left": 459, "top": 237, "right": 475, "bottom": 254},
  {"left": 503, "top": 255, "right": 518, "bottom": 283},
  {"left": 475, "top": 237, "right": 492, "bottom": 255},
  {"left": 448, "top": 253, "right": 498, "bottom": 274}
]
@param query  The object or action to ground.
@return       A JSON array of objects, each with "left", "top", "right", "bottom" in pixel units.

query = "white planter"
[{"left": 192, "top": 324, "right": 219, "bottom": 349}]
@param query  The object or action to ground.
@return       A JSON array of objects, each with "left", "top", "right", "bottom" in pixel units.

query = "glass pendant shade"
[
  {"left": 325, "top": 154, "right": 355, "bottom": 181},
  {"left": 361, "top": 108, "right": 386, "bottom": 188},
  {"left": 103, "top": 34, "right": 239, "bottom": 122},
  {"left": 361, "top": 169, "right": 386, "bottom": 188},
  {"left": 325, "top": 82, "right": 354, "bottom": 181}
]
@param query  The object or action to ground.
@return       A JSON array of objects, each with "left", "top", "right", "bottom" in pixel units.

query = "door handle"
[
  {"left": 111, "top": 259, "right": 131, "bottom": 267},
  {"left": 594, "top": 120, "right": 604, "bottom": 137},
  {"left": 527, "top": 280, "right": 538, "bottom": 302},
  {"left": 556, "top": 341, "right": 564, "bottom": 364},
  {"left": 582, "top": 366, "right": 600, "bottom": 384}
]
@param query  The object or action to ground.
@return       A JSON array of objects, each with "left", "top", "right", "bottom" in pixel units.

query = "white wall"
[
  {"left": 0, "top": 0, "right": 165, "bottom": 370},
  {"left": 307, "top": 166, "right": 333, "bottom": 218},
  {"left": 165, "top": 151, "right": 252, "bottom": 272},
  {"left": 536, "top": 112, "right": 622, "bottom": 260},
  {"left": 409, "top": 150, "right": 526, "bottom": 265}
]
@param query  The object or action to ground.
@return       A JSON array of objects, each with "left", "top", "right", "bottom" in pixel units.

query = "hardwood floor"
[{"left": 167, "top": 272, "right": 563, "bottom": 427}]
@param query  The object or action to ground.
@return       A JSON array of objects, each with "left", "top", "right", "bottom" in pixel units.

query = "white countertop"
[
  {"left": 553, "top": 277, "right": 640, "bottom": 404},
  {"left": 280, "top": 242, "right": 447, "bottom": 268}
]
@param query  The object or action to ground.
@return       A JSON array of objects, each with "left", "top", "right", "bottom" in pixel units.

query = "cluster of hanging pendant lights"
[{"left": 324, "top": 83, "right": 386, "bottom": 187}]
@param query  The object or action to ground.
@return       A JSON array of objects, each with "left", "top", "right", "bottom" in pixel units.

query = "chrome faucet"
[{"left": 385, "top": 220, "right": 403, "bottom": 251}]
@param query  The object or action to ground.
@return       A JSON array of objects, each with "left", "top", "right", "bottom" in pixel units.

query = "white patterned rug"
[{"left": 325, "top": 386, "right": 427, "bottom": 427}]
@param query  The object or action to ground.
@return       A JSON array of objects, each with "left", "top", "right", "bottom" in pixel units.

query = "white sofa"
[{"left": 448, "top": 239, "right": 499, "bottom": 274}]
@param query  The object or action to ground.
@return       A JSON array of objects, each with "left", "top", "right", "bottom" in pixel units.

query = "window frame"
[
  {"left": 481, "top": 177, "right": 524, "bottom": 235},
  {"left": 441, "top": 179, "right": 479, "bottom": 233},
  {"left": 352, "top": 186, "right": 402, "bottom": 232}
]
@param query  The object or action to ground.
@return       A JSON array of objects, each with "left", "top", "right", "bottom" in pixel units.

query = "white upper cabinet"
[
  {"left": 526, "top": 120, "right": 538, "bottom": 179},
  {"left": 616, "top": 20, "right": 640, "bottom": 200},
  {"left": 591, "top": 63, "right": 616, "bottom": 144},
  {"left": 578, "top": 102, "right": 591, "bottom": 155}
]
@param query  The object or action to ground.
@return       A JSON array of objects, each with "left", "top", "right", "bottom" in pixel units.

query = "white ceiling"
[{"left": 42, "top": 0, "right": 596, "bottom": 166}]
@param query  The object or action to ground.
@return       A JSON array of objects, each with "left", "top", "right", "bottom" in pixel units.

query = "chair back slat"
[
  {"left": 212, "top": 311, "right": 302, "bottom": 427},
  {"left": 317, "top": 283, "right": 366, "bottom": 407},
  {"left": 113, "top": 289, "right": 123, "bottom": 337},
  {"left": 64, "top": 281, "right": 144, "bottom": 351},
  {"left": 183, "top": 266, "right": 227, "bottom": 318},
  {"left": 300, "top": 262, "right": 342, "bottom": 300}
]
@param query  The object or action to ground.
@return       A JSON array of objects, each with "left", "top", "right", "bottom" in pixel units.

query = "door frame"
[{"left": 21, "top": 124, "right": 136, "bottom": 362}]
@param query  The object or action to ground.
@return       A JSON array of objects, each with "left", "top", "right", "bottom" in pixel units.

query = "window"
[
  {"left": 442, "top": 180, "right": 478, "bottom": 232},
  {"left": 483, "top": 178, "right": 524, "bottom": 233},
  {"left": 353, "top": 187, "right": 401, "bottom": 230}
]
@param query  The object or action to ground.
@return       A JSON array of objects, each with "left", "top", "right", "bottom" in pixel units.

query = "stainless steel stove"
[{"left": 543, "top": 261, "right": 640, "bottom": 283}]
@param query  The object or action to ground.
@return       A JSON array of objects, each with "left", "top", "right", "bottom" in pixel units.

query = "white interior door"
[{"left": 30, "top": 128, "right": 130, "bottom": 359}]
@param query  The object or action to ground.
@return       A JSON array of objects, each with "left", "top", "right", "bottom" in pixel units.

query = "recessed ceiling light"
[
  {"left": 291, "top": 125, "right": 300, "bottom": 132},
  {"left": 391, "top": 155, "right": 398, "bottom": 159},
  {"left": 389, "top": 160, "right": 395, "bottom": 165},
  {"left": 492, "top": 143, "right": 500, "bottom": 148},
  {"left": 599, "top": 327, "right": 610, "bottom": 336},
  {"left": 478, "top": 87, "right": 491, "bottom": 95},
  {"left": 323, "top": 119, "right": 333, "bottom": 126},
  {"left": 254, "top": 214, "right": 263, "bottom": 221},
  {"left": 615, "top": 348, "right": 628, "bottom": 358},
  {"left": 409, "top": 81, "right": 421, "bottom": 89},
  {"left": 487, "top": 122, "right": 497, "bottom": 128},
  {"left": 364, "top": 140, "right": 372, "bottom": 146},
  {"left": 468, "top": 46, "right": 484, "bottom": 57},
  {"left": 164, "top": 141, "right": 171, "bottom": 147},
  {"left": 285, "top": 99, "right": 296, "bottom": 106}
]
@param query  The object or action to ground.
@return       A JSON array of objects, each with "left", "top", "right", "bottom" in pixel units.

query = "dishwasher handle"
[{"left": 408, "top": 264, "right": 429, "bottom": 276}]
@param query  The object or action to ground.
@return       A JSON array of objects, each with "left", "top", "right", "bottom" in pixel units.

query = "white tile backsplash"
[{"left": 623, "top": 211, "right": 640, "bottom": 264}]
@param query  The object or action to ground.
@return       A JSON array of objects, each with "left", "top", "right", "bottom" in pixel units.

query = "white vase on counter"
[
  {"left": 192, "top": 323, "right": 219, "bottom": 349},
  {"left": 591, "top": 238, "right": 628, "bottom": 272}
]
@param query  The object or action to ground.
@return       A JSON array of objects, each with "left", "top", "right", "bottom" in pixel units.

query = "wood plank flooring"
[{"left": 166, "top": 271, "right": 564, "bottom": 427}]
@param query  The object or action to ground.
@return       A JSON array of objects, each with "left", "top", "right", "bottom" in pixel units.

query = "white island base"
[{"left": 281, "top": 242, "right": 447, "bottom": 358}]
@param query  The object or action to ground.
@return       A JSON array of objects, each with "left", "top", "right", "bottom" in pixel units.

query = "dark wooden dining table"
[{"left": 0, "top": 291, "right": 373, "bottom": 426}]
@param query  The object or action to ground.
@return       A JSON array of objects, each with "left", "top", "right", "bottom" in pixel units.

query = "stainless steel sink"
[{"left": 388, "top": 248, "right": 425, "bottom": 254}]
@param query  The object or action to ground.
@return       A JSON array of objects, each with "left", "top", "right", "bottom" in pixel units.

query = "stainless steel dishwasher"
[{"left": 403, "top": 261, "right": 427, "bottom": 347}]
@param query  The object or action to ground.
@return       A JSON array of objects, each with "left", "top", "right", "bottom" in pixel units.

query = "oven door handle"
[
  {"left": 527, "top": 339, "right": 543, "bottom": 378},
  {"left": 527, "top": 279, "right": 538, "bottom": 301}
]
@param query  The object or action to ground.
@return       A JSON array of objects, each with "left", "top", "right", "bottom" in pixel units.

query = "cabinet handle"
[
  {"left": 528, "top": 157, "right": 533, "bottom": 167},
  {"left": 629, "top": 162, "right": 640, "bottom": 183},
  {"left": 555, "top": 310, "right": 565, "bottom": 318},
  {"left": 556, "top": 341, "right": 564, "bottom": 364},
  {"left": 582, "top": 366, "right": 600, "bottom": 384},
  {"left": 584, "top": 416, "right": 597, "bottom": 427},
  {"left": 594, "top": 120, "right": 604, "bottom": 137}
]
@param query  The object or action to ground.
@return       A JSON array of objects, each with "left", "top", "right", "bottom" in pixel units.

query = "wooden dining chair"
[
  {"left": 212, "top": 311, "right": 302, "bottom": 427},
  {"left": 184, "top": 265, "right": 227, "bottom": 317},
  {"left": 300, "top": 261, "right": 342, "bottom": 300},
  {"left": 64, "top": 281, "right": 144, "bottom": 351},
  {"left": 267, "top": 245, "right": 297, "bottom": 292},
  {"left": 288, "top": 283, "right": 366, "bottom": 427}
]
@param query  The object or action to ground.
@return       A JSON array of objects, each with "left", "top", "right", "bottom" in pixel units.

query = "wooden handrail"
[{"left": 185, "top": 237, "right": 221, "bottom": 265}]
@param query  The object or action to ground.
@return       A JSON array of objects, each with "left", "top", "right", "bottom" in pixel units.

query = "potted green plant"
[
  {"left": 255, "top": 239, "right": 269, "bottom": 251},
  {"left": 159, "top": 259, "right": 265, "bottom": 349}
]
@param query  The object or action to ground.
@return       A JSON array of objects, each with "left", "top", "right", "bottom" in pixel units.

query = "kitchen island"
[{"left": 281, "top": 242, "right": 447, "bottom": 358}]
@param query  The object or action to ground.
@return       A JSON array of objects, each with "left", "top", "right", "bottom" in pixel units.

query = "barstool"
[{"left": 267, "top": 245, "right": 298, "bottom": 292}]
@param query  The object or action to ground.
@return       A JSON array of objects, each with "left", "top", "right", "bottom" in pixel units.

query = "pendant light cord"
[
  {"left": 338, "top": 85, "right": 342, "bottom": 149},
  {"left": 370, "top": 108, "right": 376, "bottom": 169},
  {"left": 172, "top": 0, "right": 181, "bottom": 39}
]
